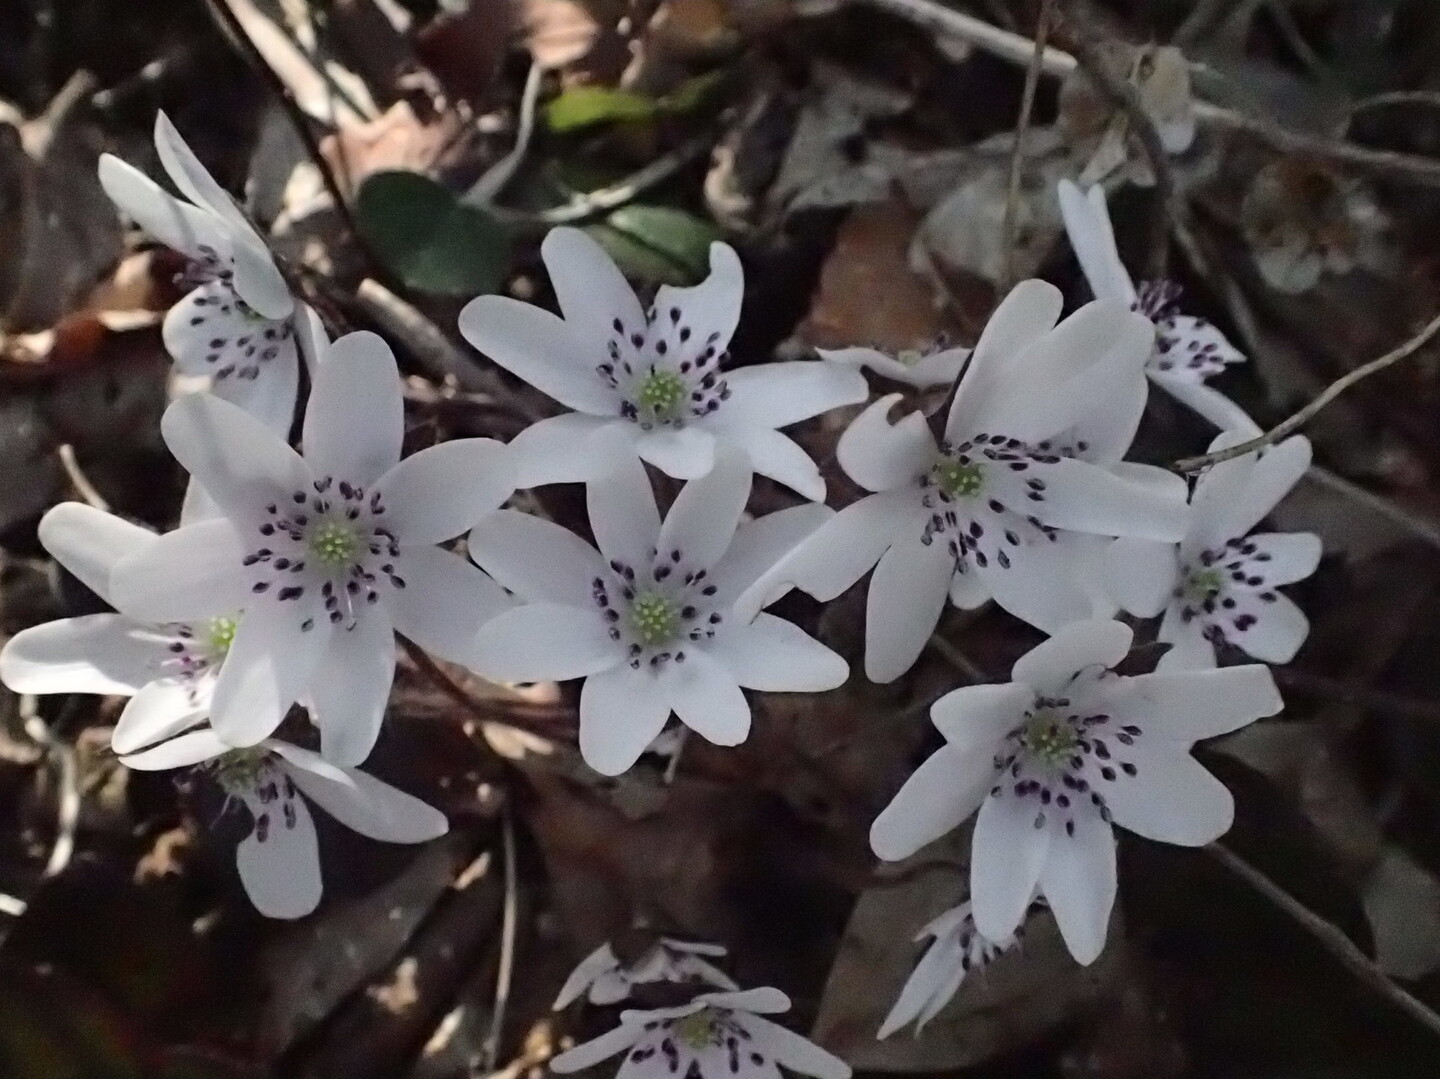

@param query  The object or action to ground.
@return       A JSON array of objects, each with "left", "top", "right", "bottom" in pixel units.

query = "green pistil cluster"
[
  {"left": 1184, "top": 567, "right": 1224, "bottom": 604},
  {"left": 673, "top": 1008, "right": 721, "bottom": 1050},
  {"left": 206, "top": 746, "right": 272, "bottom": 794},
  {"left": 206, "top": 617, "right": 238, "bottom": 656},
  {"left": 638, "top": 369, "right": 686, "bottom": 418},
  {"left": 629, "top": 592, "right": 680, "bottom": 648},
  {"left": 309, "top": 520, "right": 361, "bottom": 569},
  {"left": 895, "top": 348, "right": 923, "bottom": 368},
  {"left": 933, "top": 457, "right": 985, "bottom": 499},
  {"left": 1019, "top": 711, "right": 1079, "bottom": 766}
]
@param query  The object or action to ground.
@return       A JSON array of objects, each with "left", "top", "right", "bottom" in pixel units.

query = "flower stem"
[{"left": 999, "top": 0, "right": 1056, "bottom": 294}]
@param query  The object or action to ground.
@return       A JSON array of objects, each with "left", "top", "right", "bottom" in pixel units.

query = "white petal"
[
  {"left": 978, "top": 532, "right": 1102, "bottom": 634},
  {"left": 554, "top": 943, "right": 620, "bottom": 1009},
  {"left": 1152, "top": 315, "right": 1245, "bottom": 382},
  {"left": 302, "top": 331, "right": 403, "bottom": 487},
  {"left": 870, "top": 744, "right": 994, "bottom": 861},
  {"left": 929, "top": 682, "right": 1031, "bottom": 749},
  {"left": 729, "top": 427, "right": 826, "bottom": 501},
  {"left": 635, "top": 426, "right": 717, "bottom": 480},
  {"left": 1152, "top": 375, "right": 1260, "bottom": 435},
  {"left": 736, "top": 1015, "right": 852, "bottom": 1079},
  {"left": 704, "top": 987, "right": 791, "bottom": 1014},
  {"left": 470, "top": 603, "right": 617, "bottom": 682},
  {"left": 458, "top": 295, "right": 618, "bottom": 414},
  {"left": 112, "top": 681, "right": 205, "bottom": 754},
  {"left": 294, "top": 301, "right": 330, "bottom": 373},
  {"left": 836, "top": 396, "right": 936, "bottom": 494},
  {"left": 1101, "top": 747, "right": 1234, "bottom": 845},
  {"left": 578, "top": 663, "right": 672, "bottom": 776},
  {"left": 273, "top": 743, "right": 447, "bottom": 841},
  {"left": 1103, "top": 537, "right": 1179, "bottom": 617},
  {"left": 109, "top": 520, "right": 251, "bottom": 622},
  {"left": 549, "top": 1023, "right": 646, "bottom": 1073},
  {"left": 1056, "top": 180, "right": 1137, "bottom": 304},
  {"left": 759, "top": 492, "right": 912, "bottom": 604},
  {"left": 1157, "top": 603, "right": 1217, "bottom": 671},
  {"left": 210, "top": 599, "right": 333, "bottom": 747},
  {"left": 660, "top": 650, "right": 750, "bottom": 745},
  {"left": 181, "top": 479, "right": 221, "bottom": 528},
  {"left": 1120, "top": 665, "right": 1281, "bottom": 743},
  {"left": 1230, "top": 590, "right": 1310, "bottom": 664},
  {"left": 1067, "top": 371, "right": 1148, "bottom": 464},
  {"left": 235, "top": 787, "right": 323, "bottom": 918},
  {"left": 470, "top": 510, "right": 604, "bottom": 604},
  {"left": 820, "top": 346, "right": 967, "bottom": 390},
  {"left": 1021, "top": 457, "right": 1189, "bottom": 541},
  {"left": 1038, "top": 808, "right": 1116, "bottom": 965},
  {"left": 587, "top": 451, "right": 661, "bottom": 566},
  {"left": 653, "top": 243, "right": 745, "bottom": 361},
  {"left": 709, "top": 504, "right": 833, "bottom": 614},
  {"left": 1198, "top": 436, "right": 1311, "bottom": 547},
  {"left": 877, "top": 933, "right": 958, "bottom": 1038},
  {"left": 864, "top": 525, "right": 954, "bottom": 683},
  {"left": 946, "top": 279, "right": 1063, "bottom": 441},
  {"left": 969, "top": 793, "right": 1051, "bottom": 942},
  {"left": 213, "top": 338, "right": 300, "bottom": 437},
  {"left": 161, "top": 392, "right": 310, "bottom": 524},
  {"left": 1241, "top": 532, "right": 1322, "bottom": 586},
  {"left": 1011, "top": 619, "right": 1133, "bottom": 694},
  {"left": 709, "top": 614, "right": 847, "bottom": 692},
  {"left": 307, "top": 608, "right": 397, "bottom": 767},
  {"left": 387, "top": 545, "right": 512, "bottom": 667},
  {"left": 720, "top": 362, "right": 868, "bottom": 431},
  {"left": 0, "top": 615, "right": 164, "bottom": 697},
  {"left": 373, "top": 438, "right": 515, "bottom": 545},
  {"left": 508, "top": 412, "right": 619, "bottom": 487},
  {"left": 98, "top": 153, "right": 224, "bottom": 259},
  {"left": 542, "top": 227, "right": 647, "bottom": 342},
  {"left": 119, "top": 727, "right": 230, "bottom": 770},
  {"left": 948, "top": 565, "right": 989, "bottom": 608},
  {"left": 161, "top": 283, "right": 288, "bottom": 379},
  {"left": 657, "top": 448, "right": 752, "bottom": 570},
  {"left": 38, "top": 502, "right": 155, "bottom": 604}
]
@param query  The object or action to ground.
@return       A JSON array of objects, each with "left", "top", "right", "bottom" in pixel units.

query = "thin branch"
[
  {"left": 1302, "top": 465, "right": 1440, "bottom": 554},
  {"left": 1209, "top": 843, "right": 1440, "bottom": 1042},
  {"left": 1173, "top": 310, "right": 1440, "bottom": 472},
  {"left": 398, "top": 637, "right": 572, "bottom": 741},
  {"left": 56, "top": 444, "right": 109, "bottom": 512},
  {"left": 853, "top": 0, "right": 1076, "bottom": 77},
  {"left": 20, "top": 695, "right": 79, "bottom": 879},
  {"left": 1000, "top": 0, "right": 1056, "bottom": 294},
  {"left": 1351, "top": 90, "right": 1440, "bottom": 118},
  {"left": 481, "top": 804, "right": 519, "bottom": 1073},
  {"left": 464, "top": 60, "right": 544, "bottom": 208}
]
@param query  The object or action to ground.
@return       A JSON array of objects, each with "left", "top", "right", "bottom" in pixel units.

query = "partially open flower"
[
  {"left": 819, "top": 338, "right": 969, "bottom": 391},
  {"left": 554, "top": 938, "right": 738, "bottom": 1009},
  {"left": 121, "top": 728, "right": 446, "bottom": 919}
]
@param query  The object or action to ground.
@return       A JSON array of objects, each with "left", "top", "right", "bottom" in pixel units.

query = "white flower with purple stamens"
[
  {"left": 555, "top": 938, "right": 739, "bottom": 1009},
  {"left": 107, "top": 331, "right": 517, "bottom": 766},
  {"left": 99, "top": 112, "right": 317, "bottom": 433},
  {"left": 120, "top": 727, "right": 446, "bottom": 919},
  {"left": 870, "top": 620, "right": 1282, "bottom": 964},
  {"left": 750, "top": 281, "right": 1189, "bottom": 683},
  {"left": 458, "top": 228, "right": 867, "bottom": 499},
  {"left": 1107, "top": 434, "right": 1319, "bottom": 671},
  {"left": 1057, "top": 180, "right": 1256, "bottom": 434},
  {"left": 465, "top": 448, "right": 846, "bottom": 776},
  {"left": 550, "top": 987, "right": 851, "bottom": 1079},
  {"left": 877, "top": 901, "right": 1024, "bottom": 1039},
  {"left": 819, "top": 339, "right": 970, "bottom": 390}
]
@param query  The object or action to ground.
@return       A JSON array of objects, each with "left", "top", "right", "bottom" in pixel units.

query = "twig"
[
  {"left": 464, "top": 60, "right": 544, "bottom": 208},
  {"left": 662, "top": 726, "right": 690, "bottom": 784},
  {"left": 1000, "top": 0, "right": 1056, "bottom": 294},
  {"left": 203, "top": 0, "right": 361, "bottom": 242},
  {"left": 852, "top": 0, "right": 1075, "bottom": 76},
  {"left": 20, "top": 696, "right": 79, "bottom": 879},
  {"left": 1273, "top": 668, "right": 1440, "bottom": 726},
  {"left": 926, "top": 633, "right": 988, "bottom": 681},
  {"left": 481, "top": 804, "right": 519, "bottom": 1073},
  {"left": 56, "top": 445, "right": 109, "bottom": 512},
  {"left": 1172, "top": 0, "right": 1238, "bottom": 47},
  {"left": 1174, "top": 309, "right": 1440, "bottom": 472},
  {"left": 398, "top": 637, "right": 572, "bottom": 740},
  {"left": 1302, "top": 465, "right": 1440, "bottom": 554},
  {"left": 1351, "top": 91, "right": 1440, "bottom": 119},
  {"left": 1208, "top": 843, "right": 1440, "bottom": 1042}
]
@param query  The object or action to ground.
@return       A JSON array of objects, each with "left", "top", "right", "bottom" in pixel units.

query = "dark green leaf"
[
  {"left": 585, "top": 205, "right": 722, "bottom": 286},
  {"left": 544, "top": 87, "right": 659, "bottom": 133}
]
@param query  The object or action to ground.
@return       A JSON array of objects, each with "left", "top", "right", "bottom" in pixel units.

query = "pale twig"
[
  {"left": 1000, "top": 0, "right": 1056, "bottom": 294},
  {"left": 853, "top": 0, "right": 1075, "bottom": 76},
  {"left": 481, "top": 804, "right": 520, "bottom": 1073},
  {"left": 56, "top": 445, "right": 109, "bottom": 512},
  {"left": 1351, "top": 91, "right": 1440, "bottom": 118},
  {"left": 1302, "top": 465, "right": 1440, "bottom": 554},
  {"left": 1173, "top": 310, "right": 1440, "bottom": 472},
  {"left": 662, "top": 726, "right": 690, "bottom": 784},
  {"left": 20, "top": 695, "right": 79, "bottom": 879},
  {"left": 1209, "top": 843, "right": 1440, "bottom": 1041},
  {"left": 464, "top": 61, "right": 544, "bottom": 208}
]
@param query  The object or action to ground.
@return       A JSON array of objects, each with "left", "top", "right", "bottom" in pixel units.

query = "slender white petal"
[
  {"left": 1157, "top": 604, "right": 1218, "bottom": 670},
  {"left": 702, "top": 987, "right": 792, "bottom": 1014},
  {"left": 728, "top": 427, "right": 826, "bottom": 502},
  {"left": 877, "top": 931, "right": 961, "bottom": 1038},
  {"left": 1056, "top": 180, "right": 1137, "bottom": 304},
  {"left": 708, "top": 615, "right": 847, "bottom": 692},
  {"left": 210, "top": 599, "right": 333, "bottom": 747},
  {"left": 235, "top": 789, "right": 323, "bottom": 918},
  {"left": 294, "top": 301, "right": 330, "bottom": 374},
  {"left": 820, "top": 345, "right": 967, "bottom": 390},
  {"left": 759, "top": 492, "right": 912, "bottom": 605},
  {"left": 98, "top": 153, "right": 224, "bottom": 259},
  {"left": 1068, "top": 372, "right": 1148, "bottom": 465},
  {"left": 735, "top": 1014, "right": 852, "bottom": 1079},
  {"left": 634, "top": 426, "right": 717, "bottom": 480},
  {"left": 710, "top": 504, "right": 833, "bottom": 613},
  {"left": 946, "top": 279, "right": 1063, "bottom": 441},
  {"left": 1020, "top": 457, "right": 1188, "bottom": 541},
  {"left": 1240, "top": 532, "right": 1322, "bottom": 586},
  {"left": 549, "top": 1022, "right": 646, "bottom": 1072},
  {"left": 543, "top": 227, "right": 647, "bottom": 342},
  {"left": 1118, "top": 665, "right": 1281, "bottom": 742},
  {"left": 373, "top": 438, "right": 515, "bottom": 544},
  {"left": 929, "top": 682, "right": 1030, "bottom": 749},
  {"left": 1153, "top": 375, "right": 1260, "bottom": 435},
  {"left": 1103, "top": 537, "right": 1178, "bottom": 617},
  {"left": 1011, "top": 619, "right": 1133, "bottom": 694},
  {"left": 38, "top": 502, "right": 155, "bottom": 604},
  {"left": 657, "top": 449, "right": 752, "bottom": 570},
  {"left": 273, "top": 743, "right": 447, "bottom": 842},
  {"left": 1101, "top": 748, "right": 1234, "bottom": 845},
  {"left": 864, "top": 526, "right": 954, "bottom": 683},
  {"left": 969, "top": 794, "right": 1051, "bottom": 942},
  {"left": 119, "top": 727, "right": 230, "bottom": 770},
  {"left": 979, "top": 533, "right": 1101, "bottom": 634},
  {"left": 302, "top": 331, "right": 403, "bottom": 487},
  {"left": 388, "top": 545, "right": 512, "bottom": 666},
  {"left": 1038, "top": 809, "right": 1116, "bottom": 965},
  {"left": 469, "top": 510, "right": 605, "bottom": 605},
  {"left": 459, "top": 295, "right": 618, "bottom": 414},
  {"left": 471, "top": 604, "right": 617, "bottom": 682},
  {"left": 109, "top": 520, "right": 251, "bottom": 622},
  {"left": 588, "top": 451, "right": 662, "bottom": 566},
  {"left": 554, "top": 943, "right": 620, "bottom": 1009},
  {"left": 579, "top": 663, "right": 672, "bottom": 776},
  {"left": 0, "top": 615, "right": 164, "bottom": 697},
  {"left": 1197, "top": 436, "right": 1311, "bottom": 547},
  {"left": 653, "top": 243, "right": 745, "bottom": 362},
  {"left": 307, "top": 608, "right": 397, "bottom": 767},
  {"left": 870, "top": 744, "right": 994, "bottom": 861},
  {"left": 661, "top": 650, "right": 751, "bottom": 746},
  {"left": 836, "top": 396, "right": 935, "bottom": 494},
  {"left": 112, "top": 682, "right": 205, "bottom": 754},
  {"left": 213, "top": 340, "right": 299, "bottom": 436},
  {"left": 720, "top": 362, "right": 867, "bottom": 431},
  {"left": 507, "top": 412, "right": 618, "bottom": 487},
  {"left": 1229, "top": 591, "right": 1309, "bottom": 663}
]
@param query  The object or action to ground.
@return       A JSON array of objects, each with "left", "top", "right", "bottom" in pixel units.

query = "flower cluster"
[{"left": 0, "top": 110, "right": 1325, "bottom": 1061}]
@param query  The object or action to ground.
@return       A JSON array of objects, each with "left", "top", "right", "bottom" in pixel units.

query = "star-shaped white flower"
[
  {"left": 870, "top": 619, "right": 1282, "bottom": 964},
  {"left": 121, "top": 726, "right": 446, "bottom": 919},
  {"left": 1107, "top": 433, "right": 1319, "bottom": 671},
  {"left": 1057, "top": 180, "right": 1255, "bottom": 434},
  {"left": 107, "top": 331, "right": 517, "bottom": 766},
  {"left": 459, "top": 228, "right": 867, "bottom": 499},
  {"left": 99, "top": 112, "right": 319, "bottom": 434},
  {"left": 877, "top": 900, "right": 1024, "bottom": 1039},
  {"left": 550, "top": 987, "right": 851, "bottom": 1079},
  {"left": 555, "top": 938, "right": 738, "bottom": 1009},
  {"left": 752, "top": 281, "right": 1189, "bottom": 682},
  {"left": 819, "top": 341, "right": 970, "bottom": 390},
  {"left": 466, "top": 448, "right": 847, "bottom": 775}
]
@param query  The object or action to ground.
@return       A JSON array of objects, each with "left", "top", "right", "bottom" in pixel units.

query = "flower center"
[
  {"left": 629, "top": 592, "right": 680, "bottom": 647},
  {"left": 309, "top": 520, "right": 362, "bottom": 569},
  {"left": 637, "top": 369, "right": 686, "bottom": 418},
  {"left": 673, "top": 1008, "right": 721, "bottom": 1050},
  {"left": 932, "top": 457, "right": 985, "bottom": 499},
  {"left": 206, "top": 747, "right": 273, "bottom": 795},
  {"left": 206, "top": 616, "right": 238, "bottom": 655},
  {"left": 895, "top": 348, "right": 923, "bottom": 368},
  {"left": 1018, "top": 710, "right": 1080, "bottom": 767},
  {"left": 1184, "top": 567, "right": 1224, "bottom": 603}
]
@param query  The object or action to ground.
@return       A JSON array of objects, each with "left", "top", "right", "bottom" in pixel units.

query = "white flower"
[
  {"left": 550, "top": 987, "right": 851, "bottom": 1079},
  {"left": 459, "top": 228, "right": 867, "bottom": 500},
  {"left": 555, "top": 938, "right": 738, "bottom": 1009},
  {"left": 1107, "top": 434, "right": 1319, "bottom": 671},
  {"left": 106, "top": 331, "right": 517, "bottom": 766},
  {"left": 870, "top": 619, "right": 1282, "bottom": 964},
  {"left": 819, "top": 341, "right": 969, "bottom": 390},
  {"left": 877, "top": 901, "right": 1023, "bottom": 1039},
  {"left": 1057, "top": 180, "right": 1256, "bottom": 435},
  {"left": 466, "top": 448, "right": 846, "bottom": 776},
  {"left": 120, "top": 727, "right": 446, "bottom": 919},
  {"left": 753, "top": 281, "right": 1189, "bottom": 682},
  {"left": 99, "top": 112, "right": 319, "bottom": 434}
]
